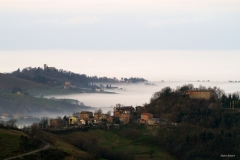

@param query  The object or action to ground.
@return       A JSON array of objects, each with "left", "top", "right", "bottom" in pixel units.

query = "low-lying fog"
[{"left": 45, "top": 81, "right": 240, "bottom": 114}]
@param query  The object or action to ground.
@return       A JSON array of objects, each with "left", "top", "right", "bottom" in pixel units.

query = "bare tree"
[{"left": 30, "top": 123, "right": 44, "bottom": 142}]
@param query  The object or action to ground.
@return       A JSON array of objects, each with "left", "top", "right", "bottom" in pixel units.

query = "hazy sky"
[
  {"left": 0, "top": 0, "right": 239, "bottom": 50},
  {"left": 0, "top": 1, "right": 239, "bottom": 81}
]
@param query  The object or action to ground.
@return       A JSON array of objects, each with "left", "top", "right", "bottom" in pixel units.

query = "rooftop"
[
  {"left": 187, "top": 90, "right": 213, "bottom": 92},
  {"left": 141, "top": 113, "right": 153, "bottom": 115}
]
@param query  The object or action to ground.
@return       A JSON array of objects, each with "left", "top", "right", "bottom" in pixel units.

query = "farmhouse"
[
  {"left": 80, "top": 111, "right": 93, "bottom": 120},
  {"left": 113, "top": 105, "right": 135, "bottom": 124},
  {"left": 49, "top": 118, "right": 65, "bottom": 128},
  {"left": 113, "top": 106, "right": 135, "bottom": 116},
  {"left": 187, "top": 90, "right": 214, "bottom": 100},
  {"left": 107, "top": 116, "right": 114, "bottom": 123},
  {"left": 94, "top": 113, "right": 101, "bottom": 119},
  {"left": 99, "top": 114, "right": 109, "bottom": 121},
  {"left": 141, "top": 113, "right": 153, "bottom": 121},
  {"left": 69, "top": 116, "right": 79, "bottom": 125},
  {"left": 140, "top": 113, "right": 153, "bottom": 124}
]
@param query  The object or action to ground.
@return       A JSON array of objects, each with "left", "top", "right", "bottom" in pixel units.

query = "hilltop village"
[{"left": 48, "top": 106, "right": 161, "bottom": 130}]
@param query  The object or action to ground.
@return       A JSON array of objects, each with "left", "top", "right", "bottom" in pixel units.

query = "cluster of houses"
[{"left": 48, "top": 106, "right": 162, "bottom": 129}]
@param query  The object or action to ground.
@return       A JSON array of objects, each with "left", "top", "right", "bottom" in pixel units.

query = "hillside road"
[{"left": 4, "top": 142, "right": 50, "bottom": 160}]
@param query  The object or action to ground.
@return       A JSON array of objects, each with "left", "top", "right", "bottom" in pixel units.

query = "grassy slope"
[
  {"left": 56, "top": 129, "right": 175, "bottom": 160},
  {"left": 43, "top": 132, "right": 91, "bottom": 160},
  {"left": 0, "top": 128, "right": 90, "bottom": 160},
  {"left": 0, "top": 129, "right": 28, "bottom": 159}
]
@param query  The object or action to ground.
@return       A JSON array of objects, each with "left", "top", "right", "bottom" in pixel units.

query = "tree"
[
  {"left": 107, "top": 111, "right": 111, "bottom": 116},
  {"left": 116, "top": 103, "right": 123, "bottom": 108},
  {"left": 95, "top": 108, "right": 102, "bottom": 114},
  {"left": 114, "top": 117, "right": 121, "bottom": 124},
  {"left": 179, "top": 84, "right": 194, "bottom": 92},
  {"left": 72, "top": 112, "right": 80, "bottom": 117},
  {"left": 30, "top": 123, "right": 43, "bottom": 140},
  {"left": 40, "top": 117, "right": 49, "bottom": 129},
  {"left": 199, "top": 85, "right": 206, "bottom": 90},
  {"left": 63, "top": 116, "right": 68, "bottom": 127},
  {"left": 55, "top": 116, "right": 64, "bottom": 128},
  {"left": 7, "top": 119, "right": 17, "bottom": 128}
]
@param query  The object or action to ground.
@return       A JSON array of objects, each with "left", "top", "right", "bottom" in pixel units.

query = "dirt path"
[{"left": 4, "top": 142, "right": 50, "bottom": 160}]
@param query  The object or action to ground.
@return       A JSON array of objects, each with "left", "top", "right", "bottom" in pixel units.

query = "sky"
[
  {"left": 0, "top": 0, "right": 240, "bottom": 50},
  {"left": 0, "top": 1, "right": 240, "bottom": 81}
]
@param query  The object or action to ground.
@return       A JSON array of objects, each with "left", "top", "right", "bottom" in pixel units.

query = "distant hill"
[
  {"left": 0, "top": 73, "right": 46, "bottom": 91},
  {"left": 0, "top": 93, "right": 92, "bottom": 115},
  {"left": 9, "top": 66, "right": 147, "bottom": 88}
]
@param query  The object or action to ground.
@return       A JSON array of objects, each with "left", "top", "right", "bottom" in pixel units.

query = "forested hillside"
[
  {"left": 139, "top": 84, "right": 240, "bottom": 159},
  {"left": 10, "top": 66, "right": 147, "bottom": 87}
]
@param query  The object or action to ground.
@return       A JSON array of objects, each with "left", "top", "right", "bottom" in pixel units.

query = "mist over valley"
[{"left": 46, "top": 81, "right": 240, "bottom": 113}]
